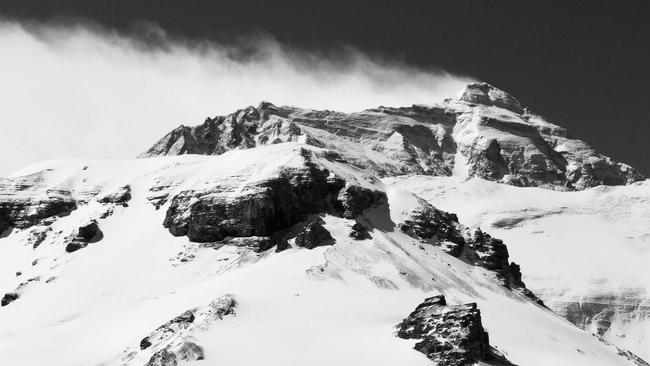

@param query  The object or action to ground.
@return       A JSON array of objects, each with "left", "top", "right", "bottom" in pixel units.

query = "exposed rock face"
[
  {"left": 396, "top": 295, "right": 512, "bottom": 366},
  {"left": 0, "top": 195, "right": 76, "bottom": 233},
  {"left": 162, "top": 165, "right": 345, "bottom": 244},
  {"left": 398, "top": 201, "right": 465, "bottom": 257},
  {"left": 140, "top": 83, "right": 643, "bottom": 190},
  {"left": 162, "top": 149, "right": 385, "bottom": 248},
  {"left": 349, "top": 222, "right": 371, "bottom": 240},
  {"left": 65, "top": 221, "right": 103, "bottom": 253},
  {"left": 294, "top": 221, "right": 334, "bottom": 249},
  {"left": 398, "top": 201, "right": 544, "bottom": 305},
  {"left": 117, "top": 295, "right": 236, "bottom": 366},
  {"left": 456, "top": 82, "right": 524, "bottom": 114},
  {"left": 464, "top": 228, "right": 544, "bottom": 305},
  {"left": 337, "top": 185, "right": 387, "bottom": 219},
  {"left": 465, "top": 229, "right": 511, "bottom": 284}
]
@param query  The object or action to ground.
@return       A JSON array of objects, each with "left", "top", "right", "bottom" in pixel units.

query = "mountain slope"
[
  {"left": 387, "top": 175, "right": 650, "bottom": 360},
  {"left": 1, "top": 83, "right": 648, "bottom": 365},
  {"left": 0, "top": 143, "right": 645, "bottom": 365}
]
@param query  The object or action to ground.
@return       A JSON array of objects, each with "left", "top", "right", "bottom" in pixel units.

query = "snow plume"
[{"left": 0, "top": 19, "right": 474, "bottom": 176}]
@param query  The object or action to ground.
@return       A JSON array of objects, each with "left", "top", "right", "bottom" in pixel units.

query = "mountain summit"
[{"left": 140, "top": 83, "right": 643, "bottom": 191}]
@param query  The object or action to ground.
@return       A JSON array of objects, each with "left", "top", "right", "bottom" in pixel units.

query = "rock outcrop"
[
  {"left": 294, "top": 221, "right": 334, "bottom": 249},
  {"left": 162, "top": 165, "right": 345, "bottom": 244},
  {"left": 0, "top": 195, "right": 76, "bottom": 233},
  {"left": 396, "top": 295, "right": 513, "bottom": 365},
  {"left": 162, "top": 148, "right": 385, "bottom": 249},
  {"left": 398, "top": 201, "right": 544, "bottom": 305},
  {"left": 1, "top": 293, "right": 18, "bottom": 307},
  {"left": 399, "top": 201, "right": 465, "bottom": 257},
  {"left": 116, "top": 295, "right": 236, "bottom": 366},
  {"left": 349, "top": 222, "right": 371, "bottom": 240},
  {"left": 140, "top": 82, "right": 643, "bottom": 191}
]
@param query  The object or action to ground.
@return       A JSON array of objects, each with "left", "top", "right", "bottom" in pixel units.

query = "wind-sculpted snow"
[{"left": 141, "top": 82, "right": 643, "bottom": 191}]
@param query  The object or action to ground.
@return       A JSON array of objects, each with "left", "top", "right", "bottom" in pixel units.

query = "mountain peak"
[{"left": 455, "top": 82, "right": 524, "bottom": 114}]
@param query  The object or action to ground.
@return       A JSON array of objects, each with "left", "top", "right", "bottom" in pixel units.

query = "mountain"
[
  {"left": 140, "top": 82, "right": 643, "bottom": 190},
  {"left": 0, "top": 83, "right": 647, "bottom": 366}
]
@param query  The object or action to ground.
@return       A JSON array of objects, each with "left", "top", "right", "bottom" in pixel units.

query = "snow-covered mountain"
[
  {"left": 0, "top": 83, "right": 647, "bottom": 365},
  {"left": 141, "top": 82, "right": 643, "bottom": 190}
]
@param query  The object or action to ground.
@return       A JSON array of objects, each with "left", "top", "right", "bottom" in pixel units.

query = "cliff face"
[{"left": 141, "top": 83, "right": 643, "bottom": 191}]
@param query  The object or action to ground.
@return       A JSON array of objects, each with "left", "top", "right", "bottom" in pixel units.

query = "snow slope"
[
  {"left": 0, "top": 144, "right": 645, "bottom": 365},
  {"left": 386, "top": 175, "right": 650, "bottom": 359}
]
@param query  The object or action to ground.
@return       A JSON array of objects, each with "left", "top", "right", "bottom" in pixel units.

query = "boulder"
[{"left": 65, "top": 221, "right": 103, "bottom": 253}]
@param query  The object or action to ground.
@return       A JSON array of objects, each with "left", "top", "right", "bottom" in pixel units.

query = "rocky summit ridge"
[{"left": 140, "top": 82, "right": 643, "bottom": 191}]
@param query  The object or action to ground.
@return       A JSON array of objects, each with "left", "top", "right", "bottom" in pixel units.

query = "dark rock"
[
  {"left": 396, "top": 295, "right": 504, "bottom": 366},
  {"left": 337, "top": 185, "right": 386, "bottom": 219},
  {"left": 465, "top": 229, "right": 545, "bottom": 306},
  {"left": 399, "top": 203, "right": 465, "bottom": 257},
  {"left": 163, "top": 161, "right": 346, "bottom": 243},
  {"left": 176, "top": 341, "right": 205, "bottom": 361},
  {"left": 295, "top": 221, "right": 334, "bottom": 249},
  {"left": 146, "top": 348, "right": 177, "bottom": 366},
  {"left": 65, "top": 221, "right": 103, "bottom": 253},
  {"left": 170, "top": 310, "right": 195, "bottom": 326},
  {"left": 1, "top": 292, "right": 19, "bottom": 307},
  {"left": 466, "top": 229, "right": 511, "bottom": 281},
  {"left": 349, "top": 222, "right": 371, "bottom": 240},
  {"left": 0, "top": 196, "right": 76, "bottom": 232},
  {"left": 399, "top": 201, "right": 544, "bottom": 306},
  {"left": 274, "top": 237, "right": 290, "bottom": 252},
  {"left": 139, "top": 337, "right": 152, "bottom": 350}
]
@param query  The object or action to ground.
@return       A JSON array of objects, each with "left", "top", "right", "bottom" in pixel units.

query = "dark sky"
[{"left": 2, "top": 0, "right": 649, "bottom": 174}]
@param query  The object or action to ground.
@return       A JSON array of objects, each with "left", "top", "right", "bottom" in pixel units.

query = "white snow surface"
[
  {"left": 0, "top": 144, "right": 645, "bottom": 365},
  {"left": 386, "top": 175, "right": 650, "bottom": 359}
]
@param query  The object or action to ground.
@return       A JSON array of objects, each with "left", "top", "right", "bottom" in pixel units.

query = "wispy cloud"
[{"left": 0, "top": 19, "right": 474, "bottom": 176}]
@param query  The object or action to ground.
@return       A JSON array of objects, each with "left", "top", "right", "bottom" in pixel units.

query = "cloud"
[{"left": 0, "top": 19, "right": 474, "bottom": 176}]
